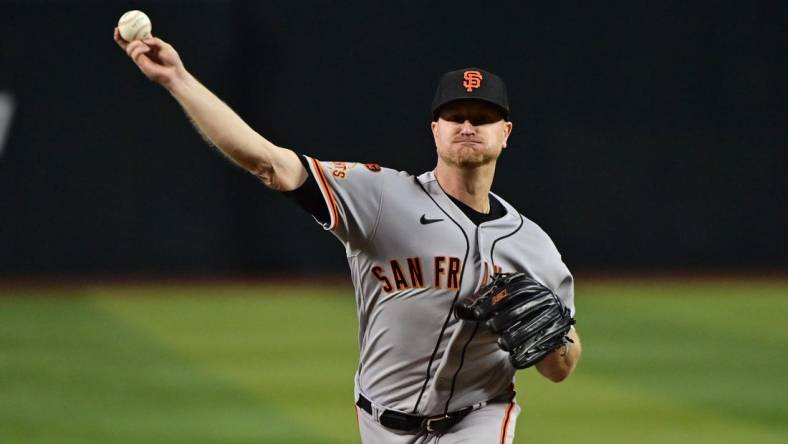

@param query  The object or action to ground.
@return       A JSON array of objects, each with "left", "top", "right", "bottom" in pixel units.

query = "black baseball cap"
[{"left": 431, "top": 67, "right": 510, "bottom": 121}]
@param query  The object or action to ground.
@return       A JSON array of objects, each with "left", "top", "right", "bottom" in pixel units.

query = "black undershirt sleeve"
[{"left": 281, "top": 155, "right": 330, "bottom": 224}]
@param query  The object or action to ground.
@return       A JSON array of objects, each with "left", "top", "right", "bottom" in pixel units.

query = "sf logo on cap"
[{"left": 463, "top": 70, "right": 483, "bottom": 92}]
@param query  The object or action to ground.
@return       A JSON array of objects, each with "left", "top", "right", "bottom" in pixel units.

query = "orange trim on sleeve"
[
  {"left": 308, "top": 157, "right": 340, "bottom": 231},
  {"left": 499, "top": 400, "right": 516, "bottom": 444}
]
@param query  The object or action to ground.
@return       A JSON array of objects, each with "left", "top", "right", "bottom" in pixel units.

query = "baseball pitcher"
[{"left": 115, "top": 28, "right": 582, "bottom": 443}]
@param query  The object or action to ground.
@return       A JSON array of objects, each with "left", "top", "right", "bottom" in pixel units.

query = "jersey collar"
[{"left": 416, "top": 171, "right": 521, "bottom": 228}]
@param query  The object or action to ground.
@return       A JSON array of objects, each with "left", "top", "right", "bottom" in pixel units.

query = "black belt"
[{"left": 356, "top": 394, "right": 475, "bottom": 434}]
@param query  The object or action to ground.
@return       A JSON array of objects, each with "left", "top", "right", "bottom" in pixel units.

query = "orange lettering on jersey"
[
  {"left": 434, "top": 256, "right": 447, "bottom": 288},
  {"left": 372, "top": 266, "right": 393, "bottom": 293},
  {"left": 390, "top": 260, "right": 409, "bottom": 291},
  {"left": 329, "top": 161, "right": 356, "bottom": 180},
  {"left": 447, "top": 257, "right": 461, "bottom": 289},
  {"left": 407, "top": 257, "right": 425, "bottom": 288},
  {"left": 463, "top": 70, "right": 483, "bottom": 92},
  {"left": 364, "top": 163, "right": 381, "bottom": 172}
]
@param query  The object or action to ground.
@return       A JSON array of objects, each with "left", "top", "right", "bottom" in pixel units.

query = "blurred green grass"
[{"left": 1, "top": 279, "right": 786, "bottom": 443}]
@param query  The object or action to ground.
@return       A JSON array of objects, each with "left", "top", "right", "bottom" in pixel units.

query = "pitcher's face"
[{"left": 431, "top": 101, "right": 512, "bottom": 167}]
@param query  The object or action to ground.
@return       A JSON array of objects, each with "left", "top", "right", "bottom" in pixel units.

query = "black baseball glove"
[{"left": 454, "top": 272, "right": 575, "bottom": 369}]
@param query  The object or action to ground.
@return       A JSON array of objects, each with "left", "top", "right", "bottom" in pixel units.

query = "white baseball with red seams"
[{"left": 117, "top": 10, "right": 152, "bottom": 42}]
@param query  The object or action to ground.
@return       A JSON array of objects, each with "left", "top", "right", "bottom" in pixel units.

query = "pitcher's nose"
[{"left": 459, "top": 120, "right": 476, "bottom": 135}]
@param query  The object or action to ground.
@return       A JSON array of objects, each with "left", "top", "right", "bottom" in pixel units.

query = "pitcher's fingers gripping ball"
[
  {"left": 117, "top": 10, "right": 152, "bottom": 42},
  {"left": 455, "top": 272, "right": 576, "bottom": 369}
]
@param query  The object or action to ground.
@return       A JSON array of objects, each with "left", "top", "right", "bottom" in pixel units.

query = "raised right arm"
[{"left": 114, "top": 29, "right": 307, "bottom": 191}]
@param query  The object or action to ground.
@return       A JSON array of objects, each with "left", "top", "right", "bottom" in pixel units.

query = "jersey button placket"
[{"left": 476, "top": 227, "right": 492, "bottom": 285}]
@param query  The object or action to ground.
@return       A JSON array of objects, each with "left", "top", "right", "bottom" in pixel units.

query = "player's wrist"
[{"left": 165, "top": 68, "right": 196, "bottom": 95}]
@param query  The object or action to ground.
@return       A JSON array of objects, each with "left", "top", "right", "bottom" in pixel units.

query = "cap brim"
[{"left": 432, "top": 97, "right": 509, "bottom": 121}]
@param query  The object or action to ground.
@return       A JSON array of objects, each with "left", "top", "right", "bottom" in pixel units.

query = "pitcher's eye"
[
  {"left": 468, "top": 114, "right": 500, "bottom": 125},
  {"left": 440, "top": 112, "right": 465, "bottom": 123}
]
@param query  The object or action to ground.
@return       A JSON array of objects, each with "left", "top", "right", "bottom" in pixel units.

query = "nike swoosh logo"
[{"left": 420, "top": 214, "right": 444, "bottom": 225}]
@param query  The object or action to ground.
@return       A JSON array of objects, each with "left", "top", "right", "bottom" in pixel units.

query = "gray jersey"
[{"left": 304, "top": 156, "right": 574, "bottom": 416}]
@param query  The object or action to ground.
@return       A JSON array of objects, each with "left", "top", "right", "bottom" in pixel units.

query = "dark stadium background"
[{"left": 0, "top": 0, "right": 785, "bottom": 277}]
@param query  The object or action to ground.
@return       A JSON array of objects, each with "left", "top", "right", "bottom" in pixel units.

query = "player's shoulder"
[
  {"left": 309, "top": 157, "right": 412, "bottom": 181},
  {"left": 491, "top": 192, "right": 561, "bottom": 247}
]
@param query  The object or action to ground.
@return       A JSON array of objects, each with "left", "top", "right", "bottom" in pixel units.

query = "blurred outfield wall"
[{"left": 0, "top": 1, "right": 785, "bottom": 276}]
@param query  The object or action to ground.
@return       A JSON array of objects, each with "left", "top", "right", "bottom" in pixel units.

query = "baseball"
[{"left": 117, "top": 10, "right": 152, "bottom": 42}]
